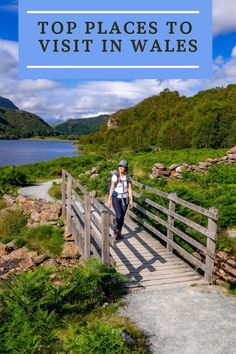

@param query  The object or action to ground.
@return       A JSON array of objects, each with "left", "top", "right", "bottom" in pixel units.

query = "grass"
[
  {"left": 0, "top": 208, "right": 64, "bottom": 256},
  {"left": 20, "top": 225, "right": 64, "bottom": 256},
  {"left": 48, "top": 182, "right": 62, "bottom": 200}
]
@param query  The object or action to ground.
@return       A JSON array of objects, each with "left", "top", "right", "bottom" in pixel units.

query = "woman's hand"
[
  {"left": 129, "top": 201, "right": 134, "bottom": 209},
  {"left": 108, "top": 199, "right": 112, "bottom": 208}
]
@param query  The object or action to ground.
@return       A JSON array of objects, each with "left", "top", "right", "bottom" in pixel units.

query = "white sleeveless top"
[{"left": 111, "top": 174, "right": 129, "bottom": 198}]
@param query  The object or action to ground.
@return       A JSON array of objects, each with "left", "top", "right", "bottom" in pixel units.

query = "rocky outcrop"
[
  {"left": 2, "top": 195, "right": 62, "bottom": 225},
  {"left": 149, "top": 146, "right": 236, "bottom": 179},
  {"left": 107, "top": 117, "right": 119, "bottom": 129}
]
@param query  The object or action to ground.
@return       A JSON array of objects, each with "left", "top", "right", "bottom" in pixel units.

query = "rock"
[
  {"left": 0, "top": 243, "right": 6, "bottom": 256},
  {"left": 221, "top": 156, "right": 229, "bottom": 161},
  {"left": 221, "top": 263, "right": 236, "bottom": 277},
  {"left": 5, "top": 241, "right": 15, "bottom": 254},
  {"left": 60, "top": 242, "right": 80, "bottom": 259},
  {"left": 107, "top": 117, "right": 119, "bottom": 129},
  {"left": 227, "top": 146, "right": 236, "bottom": 155},
  {"left": 175, "top": 165, "right": 186, "bottom": 173},
  {"left": 226, "top": 227, "right": 236, "bottom": 239},
  {"left": 3, "top": 194, "right": 15, "bottom": 206},
  {"left": 33, "top": 254, "right": 49, "bottom": 266},
  {"left": 89, "top": 173, "right": 99, "bottom": 179},
  {"left": 120, "top": 331, "right": 135, "bottom": 346},
  {"left": 227, "top": 154, "right": 236, "bottom": 161},
  {"left": 41, "top": 258, "right": 58, "bottom": 268},
  {"left": 169, "top": 164, "right": 180, "bottom": 171},
  {"left": 217, "top": 251, "right": 229, "bottom": 261},
  {"left": 206, "top": 158, "right": 215, "bottom": 163},
  {"left": 198, "top": 161, "right": 211, "bottom": 168},
  {"left": 89, "top": 190, "right": 97, "bottom": 198},
  {"left": 90, "top": 166, "right": 100, "bottom": 174},
  {"left": 156, "top": 170, "right": 170, "bottom": 177},
  {"left": 16, "top": 195, "right": 27, "bottom": 204},
  {"left": 188, "top": 165, "right": 197, "bottom": 171},
  {"left": 31, "top": 211, "right": 41, "bottom": 222},
  {"left": 153, "top": 163, "right": 165, "bottom": 170},
  {"left": 227, "top": 259, "right": 236, "bottom": 268},
  {"left": 170, "top": 172, "right": 183, "bottom": 179},
  {"left": 19, "top": 258, "right": 34, "bottom": 270}
]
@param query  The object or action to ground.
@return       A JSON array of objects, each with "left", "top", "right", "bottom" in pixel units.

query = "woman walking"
[{"left": 108, "top": 159, "right": 134, "bottom": 240}]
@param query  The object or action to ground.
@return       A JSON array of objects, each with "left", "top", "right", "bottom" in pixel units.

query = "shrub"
[
  {"left": 0, "top": 208, "right": 28, "bottom": 240},
  {"left": 0, "top": 259, "right": 127, "bottom": 353}
]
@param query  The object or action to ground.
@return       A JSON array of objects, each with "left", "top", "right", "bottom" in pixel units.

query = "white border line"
[
  {"left": 27, "top": 11, "right": 200, "bottom": 14},
  {"left": 27, "top": 66, "right": 200, "bottom": 69}
]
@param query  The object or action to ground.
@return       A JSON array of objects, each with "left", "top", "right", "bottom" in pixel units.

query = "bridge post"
[
  {"left": 167, "top": 193, "right": 176, "bottom": 253},
  {"left": 101, "top": 210, "right": 110, "bottom": 265},
  {"left": 62, "top": 170, "right": 66, "bottom": 219},
  {"left": 66, "top": 174, "right": 72, "bottom": 235},
  {"left": 205, "top": 207, "right": 218, "bottom": 284},
  {"left": 84, "top": 193, "right": 91, "bottom": 260}
]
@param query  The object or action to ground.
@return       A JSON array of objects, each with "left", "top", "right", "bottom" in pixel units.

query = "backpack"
[{"left": 107, "top": 170, "right": 131, "bottom": 197}]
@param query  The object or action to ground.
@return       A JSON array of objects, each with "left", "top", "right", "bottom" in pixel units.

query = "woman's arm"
[
  {"left": 108, "top": 180, "right": 115, "bottom": 207},
  {"left": 128, "top": 181, "right": 134, "bottom": 208}
]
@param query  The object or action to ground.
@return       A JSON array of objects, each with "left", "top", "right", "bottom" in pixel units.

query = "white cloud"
[
  {"left": 0, "top": 38, "right": 236, "bottom": 122},
  {"left": 213, "top": 0, "right": 236, "bottom": 36}
]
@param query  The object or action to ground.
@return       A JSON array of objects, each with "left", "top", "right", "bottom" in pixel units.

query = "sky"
[{"left": 0, "top": 0, "right": 236, "bottom": 122}]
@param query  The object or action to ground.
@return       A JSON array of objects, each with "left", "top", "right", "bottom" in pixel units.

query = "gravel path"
[
  {"left": 119, "top": 284, "right": 236, "bottom": 354},
  {"left": 18, "top": 179, "right": 61, "bottom": 202}
]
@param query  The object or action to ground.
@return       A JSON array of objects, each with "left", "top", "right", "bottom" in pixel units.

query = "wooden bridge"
[{"left": 62, "top": 170, "right": 218, "bottom": 290}]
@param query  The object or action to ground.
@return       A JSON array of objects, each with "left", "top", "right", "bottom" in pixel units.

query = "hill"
[
  {"left": 0, "top": 107, "right": 56, "bottom": 139},
  {"left": 56, "top": 115, "right": 109, "bottom": 136},
  {"left": 0, "top": 96, "right": 19, "bottom": 110},
  {"left": 79, "top": 85, "right": 236, "bottom": 152}
]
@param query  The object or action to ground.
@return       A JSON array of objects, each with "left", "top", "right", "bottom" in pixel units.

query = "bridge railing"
[
  {"left": 129, "top": 179, "right": 218, "bottom": 283},
  {"left": 62, "top": 170, "right": 116, "bottom": 266}
]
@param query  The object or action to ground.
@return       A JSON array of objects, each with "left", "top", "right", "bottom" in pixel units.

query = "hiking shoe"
[{"left": 114, "top": 229, "right": 122, "bottom": 240}]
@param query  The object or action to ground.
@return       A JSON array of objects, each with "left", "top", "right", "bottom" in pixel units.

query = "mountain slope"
[
  {"left": 0, "top": 96, "right": 19, "bottom": 110},
  {"left": 79, "top": 85, "right": 236, "bottom": 152},
  {"left": 0, "top": 107, "right": 56, "bottom": 139},
  {"left": 56, "top": 115, "right": 109, "bottom": 136}
]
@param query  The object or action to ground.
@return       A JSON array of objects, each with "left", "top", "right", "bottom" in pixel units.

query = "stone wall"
[
  {"left": 3, "top": 194, "right": 62, "bottom": 225},
  {"left": 150, "top": 146, "right": 236, "bottom": 179}
]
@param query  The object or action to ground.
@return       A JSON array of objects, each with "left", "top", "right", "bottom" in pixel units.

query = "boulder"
[
  {"left": 227, "top": 146, "right": 236, "bottom": 155},
  {"left": 19, "top": 258, "right": 34, "bottom": 270},
  {"left": 60, "top": 242, "right": 80, "bottom": 259},
  {"left": 227, "top": 154, "right": 236, "bottom": 161},
  {"left": 153, "top": 163, "right": 165, "bottom": 170},
  {"left": 175, "top": 165, "right": 186, "bottom": 173},
  {"left": 169, "top": 164, "right": 180, "bottom": 171}
]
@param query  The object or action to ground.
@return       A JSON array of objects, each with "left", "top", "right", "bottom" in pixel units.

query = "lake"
[{"left": 0, "top": 139, "right": 79, "bottom": 166}]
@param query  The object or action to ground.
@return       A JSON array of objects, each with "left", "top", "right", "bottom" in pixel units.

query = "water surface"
[{"left": 0, "top": 139, "right": 78, "bottom": 166}]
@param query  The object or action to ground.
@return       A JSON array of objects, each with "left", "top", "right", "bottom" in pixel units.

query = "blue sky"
[{"left": 0, "top": 0, "right": 236, "bottom": 122}]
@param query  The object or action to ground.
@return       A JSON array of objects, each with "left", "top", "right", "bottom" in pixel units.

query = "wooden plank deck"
[{"left": 110, "top": 215, "right": 208, "bottom": 290}]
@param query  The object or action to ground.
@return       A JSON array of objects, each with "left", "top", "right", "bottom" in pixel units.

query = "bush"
[
  {"left": 0, "top": 259, "right": 128, "bottom": 353},
  {"left": 63, "top": 322, "right": 127, "bottom": 353},
  {"left": 0, "top": 208, "right": 28, "bottom": 240}
]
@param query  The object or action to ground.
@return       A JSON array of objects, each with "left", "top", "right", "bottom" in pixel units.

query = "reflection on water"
[{"left": 0, "top": 139, "right": 78, "bottom": 166}]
